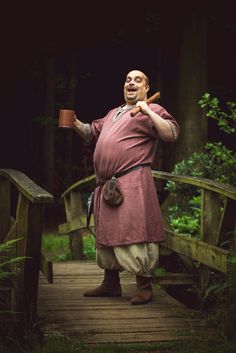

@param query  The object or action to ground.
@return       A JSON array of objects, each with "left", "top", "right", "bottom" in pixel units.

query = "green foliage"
[
  {"left": 41, "top": 233, "right": 96, "bottom": 262},
  {"left": 154, "top": 266, "right": 167, "bottom": 276},
  {"left": 199, "top": 93, "right": 236, "bottom": 134},
  {"left": 165, "top": 95, "right": 236, "bottom": 237},
  {"left": 0, "top": 238, "right": 26, "bottom": 282},
  {"left": 169, "top": 212, "right": 200, "bottom": 237},
  {"left": 83, "top": 234, "right": 96, "bottom": 260},
  {"left": 168, "top": 196, "right": 201, "bottom": 237},
  {"left": 166, "top": 142, "right": 236, "bottom": 196},
  {"left": 0, "top": 238, "right": 28, "bottom": 328},
  {"left": 41, "top": 234, "right": 71, "bottom": 262},
  {"left": 165, "top": 140, "right": 236, "bottom": 238},
  {"left": 167, "top": 92, "right": 236, "bottom": 197}
]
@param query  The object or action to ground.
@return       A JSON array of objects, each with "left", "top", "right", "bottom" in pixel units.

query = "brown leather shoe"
[
  {"left": 83, "top": 269, "right": 122, "bottom": 297},
  {"left": 131, "top": 275, "right": 153, "bottom": 305},
  {"left": 83, "top": 283, "right": 122, "bottom": 297}
]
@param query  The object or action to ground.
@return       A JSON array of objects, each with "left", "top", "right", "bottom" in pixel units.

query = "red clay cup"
[{"left": 58, "top": 109, "right": 75, "bottom": 128}]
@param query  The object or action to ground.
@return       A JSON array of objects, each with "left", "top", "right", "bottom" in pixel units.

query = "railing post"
[
  {"left": 25, "top": 203, "right": 44, "bottom": 322},
  {"left": 200, "top": 189, "right": 222, "bottom": 243},
  {"left": 64, "top": 191, "right": 85, "bottom": 260},
  {"left": 16, "top": 193, "right": 44, "bottom": 322},
  {"left": 0, "top": 177, "right": 10, "bottom": 242},
  {"left": 230, "top": 235, "right": 236, "bottom": 304},
  {"left": 15, "top": 193, "right": 29, "bottom": 321},
  {"left": 198, "top": 189, "right": 223, "bottom": 308},
  {"left": 219, "top": 198, "right": 236, "bottom": 243}
]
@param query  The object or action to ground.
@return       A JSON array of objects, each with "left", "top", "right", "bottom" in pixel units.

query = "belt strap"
[
  {"left": 114, "top": 163, "right": 150, "bottom": 178},
  {"left": 97, "top": 163, "right": 150, "bottom": 185}
]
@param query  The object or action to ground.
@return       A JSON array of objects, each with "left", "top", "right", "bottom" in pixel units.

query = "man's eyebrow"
[{"left": 126, "top": 75, "right": 143, "bottom": 80}]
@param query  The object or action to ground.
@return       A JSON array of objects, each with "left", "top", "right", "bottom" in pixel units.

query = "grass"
[
  {"left": 83, "top": 233, "right": 96, "bottom": 260},
  {"left": 41, "top": 233, "right": 70, "bottom": 261},
  {"left": 41, "top": 232, "right": 96, "bottom": 261},
  {"left": 1, "top": 331, "right": 236, "bottom": 353}
]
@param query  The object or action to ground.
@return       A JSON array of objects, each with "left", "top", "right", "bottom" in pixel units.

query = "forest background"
[{"left": 0, "top": 1, "right": 235, "bottom": 228}]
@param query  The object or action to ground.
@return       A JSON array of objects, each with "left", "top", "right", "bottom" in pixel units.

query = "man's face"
[{"left": 123, "top": 70, "right": 149, "bottom": 104}]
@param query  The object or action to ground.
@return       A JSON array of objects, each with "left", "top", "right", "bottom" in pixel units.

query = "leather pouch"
[{"left": 102, "top": 177, "right": 123, "bottom": 206}]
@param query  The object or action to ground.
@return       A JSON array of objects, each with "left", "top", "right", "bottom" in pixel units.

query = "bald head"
[
  {"left": 123, "top": 70, "right": 150, "bottom": 104},
  {"left": 126, "top": 70, "right": 149, "bottom": 85}
]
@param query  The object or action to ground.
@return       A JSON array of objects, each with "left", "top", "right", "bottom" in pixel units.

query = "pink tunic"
[{"left": 90, "top": 103, "right": 179, "bottom": 247}]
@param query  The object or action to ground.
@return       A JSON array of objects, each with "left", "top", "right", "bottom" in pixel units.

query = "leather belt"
[{"left": 97, "top": 163, "right": 150, "bottom": 186}]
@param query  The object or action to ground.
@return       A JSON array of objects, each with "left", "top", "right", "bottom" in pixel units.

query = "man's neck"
[{"left": 123, "top": 103, "right": 135, "bottom": 109}]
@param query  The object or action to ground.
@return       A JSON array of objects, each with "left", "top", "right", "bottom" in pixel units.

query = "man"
[{"left": 73, "top": 70, "right": 180, "bottom": 304}]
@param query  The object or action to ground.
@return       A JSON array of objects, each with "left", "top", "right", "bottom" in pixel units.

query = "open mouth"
[{"left": 127, "top": 87, "right": 137, "bottom": 93}]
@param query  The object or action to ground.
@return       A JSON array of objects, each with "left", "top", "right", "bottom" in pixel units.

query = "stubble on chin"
[{"left": 126, "top": 93, "right": 137, "bottom": 104}]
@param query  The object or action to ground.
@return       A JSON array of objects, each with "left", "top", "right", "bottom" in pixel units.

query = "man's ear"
[{"left": 146, "top": 85, "right": 150, "bottom": 93}]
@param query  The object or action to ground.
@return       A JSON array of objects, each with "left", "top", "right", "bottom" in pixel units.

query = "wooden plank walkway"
[{"left": 37, "top": 261, "right": 206, "bottom": 344}]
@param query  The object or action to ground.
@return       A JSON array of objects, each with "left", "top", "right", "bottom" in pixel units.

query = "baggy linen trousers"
[{"left": 96, "top": 243, "right": 159, "bottom": 278}]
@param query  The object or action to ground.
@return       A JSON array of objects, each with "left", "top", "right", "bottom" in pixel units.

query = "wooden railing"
[
  {"left": 59, "top": 175, "right": 96, "bottom": 260},
  {"left": 152, "top": 171, "right": 236, "bottom": 296},
  {"left": 59, "top": 170, "right": 236, "bottom": 304},
  {"left": 0, "top": 169, "right": 53, "bottom": 323}
]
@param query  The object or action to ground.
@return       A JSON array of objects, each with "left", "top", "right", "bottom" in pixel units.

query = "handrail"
[
  {"left": 152, "top": 170, "right": 236, "bottom": 200},
  {"left": 0, "top": 169, "right": 53, "bottom": 204},
  {"left": 0, "top": 168, "right": 54, "bottom": 324},
  {"left": 60, "top": 170, "right": 236, "bottom": 201},
  {"left": 61, "top": 174, "right": 96, "bottom": 198}
]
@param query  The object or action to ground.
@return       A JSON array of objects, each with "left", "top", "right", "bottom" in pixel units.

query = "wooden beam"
[
  {"left": 159, "top": 244, "right": 173, "bottom": 256},
  {"left": 164, "top": 230, "right": 229, "bottom": 273},
  {"left": 152, "top": 170, "right": 236, "bottom": 201},
  {"left": 24, "top": 203, "right": 44, "bottom": 321},
  {"left": 40, "top": 252, "right": 53, "bottom": 284},
  {"left": 4, "top": 220, "right": 17, "bottom": 243},
  {"left": 161, "top": 219, "right": 197, "bottom": 274},
  {"left": 0, "top": 177, "right": 10, "bottom": 242},
  {"left": 153, "top": 272, "right": 197, "bottom": 285},
  {"left": 15, "top": 193, "right": 29, "bottom": 315},
  {"left": 219, "top": 198, "right": 236, "bottom": 242},
  {"left": 62, "top": 191, "right": 86, "bottom": 260},
  {"left": 200, "top": 189, "right": 222, "bottom": 243},
  {"left": 58, "top": 215, "right": 94, "bottom": 234},
  {"left": 0, "top": 169, "right": 53, "bottom": 204},
  {"left": 16, "top": 194, "right": 28, "bottom": 258},
  {"left": 64, "top": 194, "right": 71, "bottom": 221},
  {"left": 200, "top": 189, "right": 224, "bottom": 292},
  {"left": 61, "top": 174, "right": 96, "bottom": 199}
]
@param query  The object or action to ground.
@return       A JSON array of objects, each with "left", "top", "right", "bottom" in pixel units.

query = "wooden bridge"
[
  {"left": 38, "top": 261, "right": 205, "bottom": 343},
  {"left": 0, "top": 168, "right": 236, "bottom": 343}
]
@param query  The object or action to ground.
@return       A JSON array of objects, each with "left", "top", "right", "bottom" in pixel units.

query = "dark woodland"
[{"left": 1, "top": 2, "right": 235, "bottom": 201}]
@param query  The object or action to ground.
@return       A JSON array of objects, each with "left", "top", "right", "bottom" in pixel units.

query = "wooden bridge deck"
[{"left": 37, "top": 261, "right": 206, "bottom": 344}]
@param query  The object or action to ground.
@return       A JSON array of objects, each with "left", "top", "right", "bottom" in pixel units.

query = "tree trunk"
[
  {"left": 160, "top": 10, "right": 208, "bottom": 215},
  {"left": 67, "top": 56, "right": 85, "bottom": 260},
  {"left": 43, "top": 56, "right": 55, "bottom": 193},
  {"left": 65, "top": 54, "right": 77, "bottom": 185},
  {"left": 175, "top": 10, "right": 207, "bottom": 163}
]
